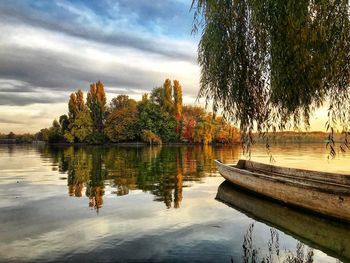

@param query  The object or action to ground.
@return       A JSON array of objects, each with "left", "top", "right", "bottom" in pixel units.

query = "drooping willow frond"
[{"left": 192, "top": 0, "right": 350, "bottom": 155}]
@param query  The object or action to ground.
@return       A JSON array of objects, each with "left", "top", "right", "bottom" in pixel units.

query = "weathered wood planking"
[{"left": 215, "top": 159, "right": 350, "bottom": 223}]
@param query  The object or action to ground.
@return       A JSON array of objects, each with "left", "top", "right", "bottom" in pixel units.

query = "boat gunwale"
[
  {"left": 235, "top": 159, "right": 350, "bottom": 185},
  {"left": 215, "top": 160, "right": 350, "bottom": 195}
]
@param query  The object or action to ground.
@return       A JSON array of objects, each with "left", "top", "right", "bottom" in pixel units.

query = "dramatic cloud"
[{"left": 0, "top": 0, "right": 200, "bottom": 133}]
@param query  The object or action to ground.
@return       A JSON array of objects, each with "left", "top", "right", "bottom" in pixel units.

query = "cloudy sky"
[{"left": 0, "top": 0, "right": 202, "bottom": 133}]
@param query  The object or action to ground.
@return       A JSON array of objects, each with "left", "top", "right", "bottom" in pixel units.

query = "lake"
[{"left": 0, "top": 143, "right": 349, "bottom": 263}]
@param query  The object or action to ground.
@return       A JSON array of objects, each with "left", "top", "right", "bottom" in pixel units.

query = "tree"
[
  {"left": 193, "top": 114, "right": 213, "bottom": 144},
  {"left": 109, "top": 95, "right": 136, "bottom": 111},
  {"left": 137, "top": 96, "right": 177, "bottom": 142},
  {"left": 68, "top": 90, "right": 85, "bottom": 120},
  {"left": 163, "top": 78, "right": 173, "bottom": 113},
  {"left": 173, "top": 80, "right": 183, "bottom": 135},
  {"left": 150, "top": 79, "right": 174, "bottom": 113},
  {"left": 36, "top": 128, "right": 50, "bottom": 141},
  {"left": 87, "top": 81, "right": 107, "bottom": 137},
  {"left": 7, "top": 132, "right": 15, "bottom": 139},
  {"left": 213, "top": 117, "right": 240, "bottom": 144},
  {"left": 105, "top": 95, "right": 139, "bottom": 142},
  {"left": 64, "top": 110, "right": 93, "bottom": 143},
  {"left": 65, "top": 89, "right": 94, "bottom": 143},
  {"left": 192, "top": 0, "right": 350, "bottom": 150},
  {"left": 181, "top": 106, "right": 206, "bottom": 143},
  {"left": 150, "top": 87, "right": 164, "bottom": 106},
  {"left": 59, "top": 114, "right": 69, "bottom": 134},
  {"left": 48, "top": 119, "right": 64, "bottom": 143}
]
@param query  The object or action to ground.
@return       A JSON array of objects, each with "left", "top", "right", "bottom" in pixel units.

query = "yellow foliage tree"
[
  {"left": 173, "top": 80, "right": 183, "bottom": 136},
  {"left": 87, "top": 81, "right": 107, "bottom": 134}
]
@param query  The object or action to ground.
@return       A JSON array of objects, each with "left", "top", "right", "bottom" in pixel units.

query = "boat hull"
[{"left": 215, "top": 160, "right": 350, "bottom": 223}]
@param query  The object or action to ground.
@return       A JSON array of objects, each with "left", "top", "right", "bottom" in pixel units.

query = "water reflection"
[
  {"left": 241, "top": 223, "right": 315, "bottom": 263},
  {"left": 0, "top": 144, "right": 348, "bottom": 262},
  {"left": 217, "top": 182, "right": 350, "bottom": 263},
  {"left": 40, "top": 145, "right": 240, "bottom": 210}
]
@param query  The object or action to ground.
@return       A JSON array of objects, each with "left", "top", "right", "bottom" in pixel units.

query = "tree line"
[{"left": 36, "top": 79, "right": 240, "bottom": 144}]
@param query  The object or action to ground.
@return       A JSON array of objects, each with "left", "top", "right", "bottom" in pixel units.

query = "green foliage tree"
[
  {"left": 137, "top": 97, "right": 178, "bottom": 142},
  {"left": 64, "top": 110, "right": 93, "bottom": 143},
  {"left": 59, "top": 114, "right": 69, "bottom": 134},
  {"left": 150, "top": 79, "right": 174, "bottom": 113},
  {"left": 192, "top": 0, "right": 350, "bottom": 151},
  {"left": 37, "top": 128, "right": 50, "bottom": 141},
  {"left": 47, "top": 119, "right": 64, "bottom": 143},
  {"left": 150, "top": 87, "right": 164, "bottom": 106}
]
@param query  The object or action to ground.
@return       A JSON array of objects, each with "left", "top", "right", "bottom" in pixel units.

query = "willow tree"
[{"left": 192, "top": 0, "right": 350, "bottom": 154}]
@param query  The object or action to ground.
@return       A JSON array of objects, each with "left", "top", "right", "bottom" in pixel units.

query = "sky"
[
  {"left": 0, "top": 0, "right": 201, "bottom": 133},
  {"left": 0, "top": 0, "right": 327, "bottom": 134}
]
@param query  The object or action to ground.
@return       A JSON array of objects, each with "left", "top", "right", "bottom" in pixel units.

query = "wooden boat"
[
  {"left": 215, "top": 159, "right": 350, "bottom": 223},
  {"left": 216, "top": 181, "right": 350, "bottom": 263}
]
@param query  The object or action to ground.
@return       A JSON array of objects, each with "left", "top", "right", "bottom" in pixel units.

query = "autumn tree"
[
  {"left": 181, "top": 106, "right": 206, "bottom": 143},
  {"left": 173, "top": 80, "right": 183, "bottom": 136},
  {"left": 150, "top": 79, "right": 174, "bottom": 113},
  {"left": 65, "top": 89, "right": 93, "bottom": 143},
  {"left": 163, "top": 78, "right": 173, "bottom": 113},
  {"left": 68, "top": 90, "right": 85, "bottom": 120},
  {"left": 87, "top": 81, "right": 107, "bottom": 142},
  {"left": 105, "top": 95, "right": 139, "bottom": 142},
  {"left": 193, "top": 114, "right": 213, "bottom": 144},
  {"left": 213, "top": 117, "right": 240, "bottom": 144}
]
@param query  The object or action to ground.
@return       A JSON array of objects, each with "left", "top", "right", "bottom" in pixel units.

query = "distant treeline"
[
  {"left": 253, "top": 131, "right": 342, "bottom": 143},
  {"left": 35, "top": 79, "right": 240, "bottom": 145},
  {"left": 0, "top": 132, "right": 36, "bottom": 144},
  {"left": 1, "top": 125, "right": 344, "bottom": 145}
]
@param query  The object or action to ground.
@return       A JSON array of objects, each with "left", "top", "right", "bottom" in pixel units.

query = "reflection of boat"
[
  {"left": 215, "top": 159, "right": 350, "bottom": 222},
  {"left": 216, "top": 181, "right": 350, "bottom": 263}
]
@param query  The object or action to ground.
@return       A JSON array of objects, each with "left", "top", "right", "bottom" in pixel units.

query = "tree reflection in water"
[
  {"left": 41, "top": 145, "right": 239, "bottom": 211},
  {"left": 241, "top": 223, "right": 314, "bottom": 263}
]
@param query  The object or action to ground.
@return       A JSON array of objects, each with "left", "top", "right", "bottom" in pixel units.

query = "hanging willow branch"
[{"left": 191, "top": 0, "right": 350, "bottom": 156}]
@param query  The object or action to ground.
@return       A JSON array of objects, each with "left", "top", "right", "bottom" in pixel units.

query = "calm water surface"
[{"left": 0, "top": 144, "right": 349, "bottom": 263}]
